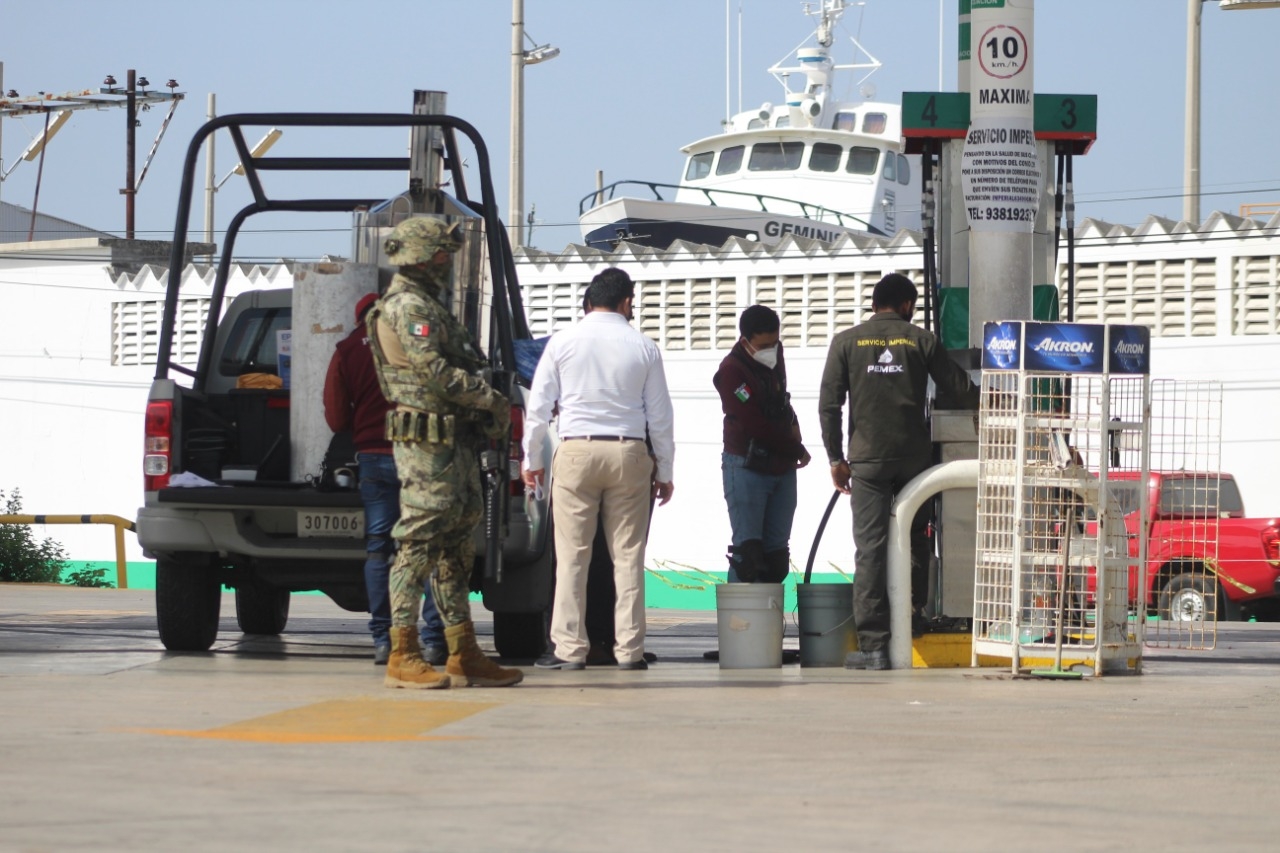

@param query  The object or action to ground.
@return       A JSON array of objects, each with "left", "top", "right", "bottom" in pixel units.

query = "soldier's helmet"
[{"left": 383, "top": 217, "right": 464, "bottom": 266}]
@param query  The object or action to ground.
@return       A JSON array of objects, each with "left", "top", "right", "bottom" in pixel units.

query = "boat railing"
[{"left": 580, "top": 180, "right": 872, "bottom": 231}]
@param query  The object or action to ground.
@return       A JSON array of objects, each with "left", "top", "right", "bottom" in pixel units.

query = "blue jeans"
[
  {"left": 358, "top": 452, "right": 444, "bottom": 646},
  {"left": 721, "top": 452, "right": 797, "bottom": 582}
]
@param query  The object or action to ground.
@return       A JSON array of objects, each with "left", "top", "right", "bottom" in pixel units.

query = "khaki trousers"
[{"left": 550, "top": 439, "right": 652, "bottom": 664}]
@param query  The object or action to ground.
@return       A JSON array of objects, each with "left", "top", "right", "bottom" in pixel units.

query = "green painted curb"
[{"left": 57, "top": 560, "right": 852, "bottom": 612}]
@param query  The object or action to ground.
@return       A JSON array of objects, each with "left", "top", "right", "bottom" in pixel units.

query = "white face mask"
[{"left": 751, "top": 345, "right": 779, "bottom": 370}]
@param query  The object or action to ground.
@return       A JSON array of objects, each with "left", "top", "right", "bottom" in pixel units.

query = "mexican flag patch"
[
  {"left": 734, "top": 383, "right": 751, "bottom": 402},
  {"left": 410, "top": 322, "right": 430, "bottom": 337}
]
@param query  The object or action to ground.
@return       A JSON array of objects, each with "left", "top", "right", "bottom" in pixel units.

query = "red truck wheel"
[{"left": 1158, "top": 575, "right": 1216, "bottom": 623}]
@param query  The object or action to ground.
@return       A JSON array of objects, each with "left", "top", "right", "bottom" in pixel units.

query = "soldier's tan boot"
[
  {"left": 445, "top": 621, "right": 524, "bottom": 687},
  {"left": 384, "top": 626, "right": 451, "bottom": 689}
]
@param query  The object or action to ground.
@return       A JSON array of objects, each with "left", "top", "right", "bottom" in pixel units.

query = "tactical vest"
[{"left": 366, "top": 274, "right": 487, "bottom": 416}]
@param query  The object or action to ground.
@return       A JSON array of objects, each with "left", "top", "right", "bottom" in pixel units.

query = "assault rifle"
[{"left": 480, "top": 369, "right": 512, "bottom": 584}]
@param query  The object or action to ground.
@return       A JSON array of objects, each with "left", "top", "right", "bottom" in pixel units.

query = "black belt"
[{"left": 561, "top": 435, "right": 644, "bottom": 442}]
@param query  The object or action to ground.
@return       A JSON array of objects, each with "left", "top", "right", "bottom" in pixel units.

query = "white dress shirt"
[{"left": 522, "top": 311, "right": 675, "bottom": 483}]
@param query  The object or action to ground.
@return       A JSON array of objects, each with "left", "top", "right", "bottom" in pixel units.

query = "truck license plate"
[{"left": 297, "top": 510, "right": 365, "bottom": 538}]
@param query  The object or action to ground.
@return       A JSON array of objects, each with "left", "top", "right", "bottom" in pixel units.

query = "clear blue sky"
[{"left": 2, "top": 0, "right": 1277, "bottom": 261}]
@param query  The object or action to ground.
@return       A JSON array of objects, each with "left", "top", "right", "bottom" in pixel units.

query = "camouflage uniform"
[{"left": 366, "top": 217, "right": 521, "bottom": 688}]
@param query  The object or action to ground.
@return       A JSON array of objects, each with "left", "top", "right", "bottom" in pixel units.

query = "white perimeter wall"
[
  {"left": 650, "top": 338, "right": 1280, "bottom": 581},
  {"left": 4, "top": 220, "right": 1279, "bottom": 568},
  {"left": 0, "top": 249, "right": 292, "bottom": 562}
]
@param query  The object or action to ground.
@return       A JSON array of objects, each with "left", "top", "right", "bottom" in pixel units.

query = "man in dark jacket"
[
  {"left": 818, "top": 274, "right": 978, "bottom": 670},
  {"left": 714, "top": 305, "right": 811, "bottom": 584},
  {"left": 323, "top": 292, "right": 447, "bottom": 667}
]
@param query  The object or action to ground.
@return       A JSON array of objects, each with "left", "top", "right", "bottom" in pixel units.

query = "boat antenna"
[
  {"left": 769, "top": 0, "right": 880, "bottom": 103},
  {"left": 724, "top": 0, "right": 730, "bottom": 129}
]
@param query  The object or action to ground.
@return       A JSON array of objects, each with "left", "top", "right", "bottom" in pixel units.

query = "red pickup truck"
[{"left": 1110, "top": 472, "right": 1280, "bottom": 622}]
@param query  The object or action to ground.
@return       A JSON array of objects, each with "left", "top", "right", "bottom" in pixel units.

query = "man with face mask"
[
  {"left": 713, "top": 305, "right": 811, "bottom": 589},
  {"left": 818, "top": 274, "right": 978, "bottom": 670},
  {"left": 366, "top": 216, "right": 523, "bottom": 689}
]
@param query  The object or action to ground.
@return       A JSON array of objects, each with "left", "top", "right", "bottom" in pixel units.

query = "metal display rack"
[{"left": 972, "top": 322, "right": 1151, "bottom": 676}]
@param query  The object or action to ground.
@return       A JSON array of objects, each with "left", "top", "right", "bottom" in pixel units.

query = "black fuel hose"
[{"left": 803, "top": 490, "right": 842, "bottom": 584}]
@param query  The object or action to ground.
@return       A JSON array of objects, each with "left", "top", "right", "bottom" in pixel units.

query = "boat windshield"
[
  {"left": 863, "top": 113, "right": 887, "bottom": 134},
  {"left": 717, "top": 146, "right": 745, "bottom": 175},
  {"left": 847, "top": 147, "right": 879, "bottom": 175},
  {"left": 834, "top": 112, "right": 857, "bottom": 132},
  {"left": 810, "top": 143, "right": 842, "bottom": 173},
  {"left": 684, "top": 140, "right": 900, "bottom": 182},
  {"left": 685, "top": 152, "right": 714, "bottom": 181},
  {"left": 748, "top": 141, "right": 804, "bottom": 172}
]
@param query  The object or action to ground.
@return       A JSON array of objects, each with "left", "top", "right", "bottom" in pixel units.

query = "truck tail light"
[
  {"left": 144, "top": 400, "right": 173, "bottom": 491},
  {"left": 508, "top": 405, "right": 525, "bottom": 497},
  {"left": 1263, "top": 525, "right": 1280, "bottom": 567}
]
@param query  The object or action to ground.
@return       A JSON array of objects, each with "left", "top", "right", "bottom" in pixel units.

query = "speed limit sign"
[{"left": 976, "top": 25, "right": 1029, "bottom": 79}]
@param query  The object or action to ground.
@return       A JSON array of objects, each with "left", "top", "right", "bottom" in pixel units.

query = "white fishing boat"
[{"left": 578, "top": 0, "right": 920, "bottom": 251}]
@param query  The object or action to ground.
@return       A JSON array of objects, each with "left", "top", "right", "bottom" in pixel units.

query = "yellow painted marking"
[{"left": 134, "top": 698, "right": 494, "bottom": 743}]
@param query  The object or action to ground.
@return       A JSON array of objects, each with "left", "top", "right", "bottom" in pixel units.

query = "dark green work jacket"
[{"left": 818, "top": 311, "right": 978, "bottom": 466}]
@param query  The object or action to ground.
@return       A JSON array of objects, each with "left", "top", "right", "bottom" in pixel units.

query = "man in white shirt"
[{"left": 522, "top": 268, "right": 675, "bottom": 670}]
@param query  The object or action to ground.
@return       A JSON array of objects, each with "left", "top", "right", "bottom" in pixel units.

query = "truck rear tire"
[
  {"left": 492, "top": 610, "right": 547, "bottom": 660},
  {"left": 156, "top": 558, "right": 221, "bottom": 651},
  {"left": 235, "top": 581, "right": 291, "bottom": 635},
  {"left": 1159, "top": 575, "right": 1216, "bottom": 623}
]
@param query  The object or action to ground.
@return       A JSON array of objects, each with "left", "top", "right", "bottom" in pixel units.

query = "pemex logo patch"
[{"left": 867, "top": 348, "right": 904, "bottom": 374}]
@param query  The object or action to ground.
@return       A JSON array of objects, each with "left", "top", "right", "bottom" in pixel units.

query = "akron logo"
[{"left": 1032, "top": 338, "right": 1093, "bottom": 355}]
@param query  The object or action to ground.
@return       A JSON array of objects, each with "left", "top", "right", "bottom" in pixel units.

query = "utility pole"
[
  {"left": 125, "top": 69, "right": 137, "bottom": 239},
  {"left": 509, "top": 0, "right": 558, "bottom": 248},
  {"left": 0, "top": 72, "right": 183, "bottom": 241},
  {"left": 204, "top": 93, "right": 215, "bottom": 247},
  {"left": 510, "top": 0, "right": 525, "bottom": 247},
  {"left": 0, "top": 62, "right": 5, "bottom": 214},
  {"left": 1184, "top": 0, "right": 1202, "bottom": 225}
]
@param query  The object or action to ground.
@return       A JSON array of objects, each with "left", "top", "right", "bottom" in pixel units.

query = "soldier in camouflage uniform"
[{"left": 365, "top": 217, "right": 524, "bottom": 688}]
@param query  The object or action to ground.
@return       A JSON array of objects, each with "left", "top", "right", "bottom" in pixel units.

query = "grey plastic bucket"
[
  {"left": 715, "top": 583, "right": 784, "bottom": 669},
  {"left": 797, "top": 583, "right": 856, "bottom": 667}
]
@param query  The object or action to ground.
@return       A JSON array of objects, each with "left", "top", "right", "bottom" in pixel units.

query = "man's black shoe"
[
  {"left": 617, "top": 659, "right": 648, "bottom": 670},
  {"left": 844, "top": 649, "right": 891, "bottom": 671},
  {"left": 588, "top": 646, "right": 658, "bottom": 666},
  {"left": 535, "top": 653, "right": 585, "bottom": 670}
]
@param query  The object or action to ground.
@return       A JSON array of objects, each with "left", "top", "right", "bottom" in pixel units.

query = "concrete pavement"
[{"left": 2, "top": 583, "right": 1279, "bottom": 852}]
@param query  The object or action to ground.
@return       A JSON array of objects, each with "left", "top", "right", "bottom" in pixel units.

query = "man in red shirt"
[{"left": 323, "top": 293, "right": 446, "bottom": 666}]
